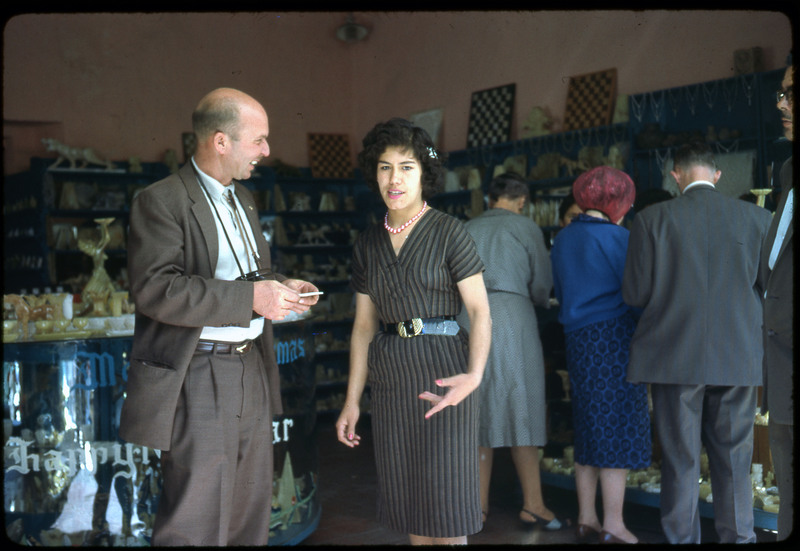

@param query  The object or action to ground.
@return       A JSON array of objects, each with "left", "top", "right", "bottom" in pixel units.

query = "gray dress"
[
  {"left": 458, "top": 208, "right": 552, "bottom": 448},
  {"left": 351, "top": 208, "right": 485, "bottom": 538}
]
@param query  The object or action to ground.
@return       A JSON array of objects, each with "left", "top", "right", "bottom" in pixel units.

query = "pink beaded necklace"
[{"left": 384, "top": 201, "right": 428, "bottom": 234}]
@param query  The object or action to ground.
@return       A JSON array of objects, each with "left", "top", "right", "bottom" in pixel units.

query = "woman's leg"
[
  {"left": 599, "top": 467, "right": 637, "bottom": 543},
  {"left": 574, "top": 462, "right": 602, "bottom": 530},
  {"left": 510, "top": 446, "right": 556, "bottom": 522},
  {"left": 478, "top": 446, "right": 493, "bottom": 520}
]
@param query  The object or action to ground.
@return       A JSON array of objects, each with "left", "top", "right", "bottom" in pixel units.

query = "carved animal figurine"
[
  {"left": 128, "top": 156, "right": 143, "bottom": 173},
  {"left": 577, "top": 146, "right": 606, "bottom": 171},
  {"left": 521, "top": 106, "right": 553, "bottom": 138},
  {"left": 25, "top": 294, "right": 56, "bottom": 321},
  {"left": 607, "top": 143, "right": 627, "bottom": 170},
  {"left": 296, "top": 225, "right": 333, "bottom": 246},
  {"left": 290, "top": 194, "right": 311, "bottom": 212},
  {"left": 4, "top": 295, "right": 31, "bottom": 339},
  {"left": 42, "top": 138, "right": 115, "bottom": 170},
  {"left": 4, "top": 295, "right": 30, "bottom": 339},
  {"left": 501, "top": 155, "right": 527, "bottom": 178},
  {"left": 4, "top": 294, "right": 59, "bottom": 323},
  {"left": 78, "top": 218, "right": 117, "bottom": 315},
  {"left": 529, "top": 153, "right": 562, "bottom": 180},
  {"left": 560, "top": 155, "right": 582, "bottom": 177}
]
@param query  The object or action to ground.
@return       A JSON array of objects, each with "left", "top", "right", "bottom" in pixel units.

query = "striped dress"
[{"left": 351, "top": 208, "right": 485, "bottom": 538}]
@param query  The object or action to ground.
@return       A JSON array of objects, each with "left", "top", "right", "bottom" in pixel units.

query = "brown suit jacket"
[{"left": 119, "top": 163, "right": 284, "bottom": 450}]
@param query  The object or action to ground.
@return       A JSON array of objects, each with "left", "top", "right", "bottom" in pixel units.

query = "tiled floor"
[{"left": 301, "top": 418, "right": 778, "bottom": 546}]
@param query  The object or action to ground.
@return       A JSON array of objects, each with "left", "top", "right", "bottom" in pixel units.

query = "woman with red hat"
[{"left": 550, "top": 166, "right": 651, "bottom": 544}]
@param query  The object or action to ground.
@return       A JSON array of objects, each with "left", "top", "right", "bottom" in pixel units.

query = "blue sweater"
[{"left": 551, "top": 214, "right": 635, "bottom": 333}]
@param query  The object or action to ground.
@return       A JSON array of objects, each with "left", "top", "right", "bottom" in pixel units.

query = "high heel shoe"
[
  {"left": 520, "top": 509, "right": 570, "bottom": 531},
  {"left": 599, "top": 530, "right": 637, "bottom": 544},
  {"left": 576, "top": 524, "right": 601, "bottom": 543}
]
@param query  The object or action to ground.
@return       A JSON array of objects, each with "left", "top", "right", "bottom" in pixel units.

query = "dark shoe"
[
  {"left": 520, "top": 509, "right": 570, "bottom": 531},
  {"left": 576, "top": 523, "right": 601, "bottom": 543},
  {"left": 599, "top": 530, "right": 636, "bottom": 544}
]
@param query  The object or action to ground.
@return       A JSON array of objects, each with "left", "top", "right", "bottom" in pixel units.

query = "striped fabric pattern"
[{"left": 351, "top": 208, "right": 484, "bottom": 537}]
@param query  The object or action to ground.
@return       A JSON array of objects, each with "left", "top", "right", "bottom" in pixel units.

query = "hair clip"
[{"left": 427, "top": 146, "right": 438, "bottom": 159}]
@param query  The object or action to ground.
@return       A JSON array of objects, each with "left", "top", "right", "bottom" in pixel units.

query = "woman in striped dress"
[{"left": 335, "top": 118, "right": 492, "bottom": 545}]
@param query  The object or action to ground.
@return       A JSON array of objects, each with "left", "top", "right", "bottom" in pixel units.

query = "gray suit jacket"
[
  {"left": 760, "top": 157, "right": 794, "bottom": 423},
  {"left": 119, "top": 163, "right": 284, "bottom": 451},
  {"left": 623, "top": 184, "right": 772, "bottom": 386}
]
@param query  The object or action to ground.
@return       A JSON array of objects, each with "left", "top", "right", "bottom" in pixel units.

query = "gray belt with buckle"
[
  {"left": 382, "top": 316, "right": 460, "bottom": 338},
  {"left": 196, "top": 339, "right": 255, "bottom": 355}
]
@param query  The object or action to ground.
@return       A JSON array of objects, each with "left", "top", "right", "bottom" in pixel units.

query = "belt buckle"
[
  {"left": 234, "top": 341, "right": 250, "bottom": 354},
  {"left": 397, "top": 318, "right": 423, "bottom": 338}
]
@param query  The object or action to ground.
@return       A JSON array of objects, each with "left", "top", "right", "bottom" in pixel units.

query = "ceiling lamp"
[{"left": 336, "top": 14, "right": 369, "bottom": 43}]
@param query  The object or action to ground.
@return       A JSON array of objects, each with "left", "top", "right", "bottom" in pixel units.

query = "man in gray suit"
[
  {"left": 762, "top": 57, "right": 793, "bottom": 541},
  {"left": 623, "top": 142, "right": 772, "bottom": 543},
  {"left": 119, "top": 88, "right": 319, "bottom": 545}
]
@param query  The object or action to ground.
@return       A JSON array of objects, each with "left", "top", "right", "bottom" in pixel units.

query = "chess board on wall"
[
  {"left": 563, "top": 68, "right": 618, "bottom": 131},
  {"left": 308, "top": 133, "right": 353, "bottom": 179},
  {"left": 466, "top": 83, "right": 516, "bottom": 148}
]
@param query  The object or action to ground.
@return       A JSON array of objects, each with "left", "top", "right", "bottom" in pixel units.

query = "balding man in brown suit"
[{"left": 119, "top": 88, "right": 319, "bottom": 545}]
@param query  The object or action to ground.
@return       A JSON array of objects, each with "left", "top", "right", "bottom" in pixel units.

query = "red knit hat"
[{"left": 572, "top": 166, "right": 636, "bottom": 223}]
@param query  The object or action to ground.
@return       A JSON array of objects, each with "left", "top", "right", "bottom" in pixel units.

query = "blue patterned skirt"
[{"left": 565, "top": 312, "right": 651, "bottom": 469}]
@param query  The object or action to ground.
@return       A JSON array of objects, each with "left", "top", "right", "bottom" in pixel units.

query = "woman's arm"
[{"left": 335, "top": 292, "right": 379, "bottom": 446}]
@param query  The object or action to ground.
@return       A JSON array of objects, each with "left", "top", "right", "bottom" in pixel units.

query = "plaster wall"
[{"left": 2, "top": 10, "right": 792, "bottom": 174}]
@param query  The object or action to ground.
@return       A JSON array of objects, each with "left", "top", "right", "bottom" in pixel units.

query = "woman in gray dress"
[
  {"left": 335, "top": 118, "right": 492, "bottom": 545},
  {"left": 459, "top": 172, "right": 565, "bottom": 530}
]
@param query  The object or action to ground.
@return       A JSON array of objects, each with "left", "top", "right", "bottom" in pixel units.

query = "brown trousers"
[{"left": 152, "top": 347, "right": 273, "bottom": 546}]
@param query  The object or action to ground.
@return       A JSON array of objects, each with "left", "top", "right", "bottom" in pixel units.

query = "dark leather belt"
[
  {"left": 196, "top": 339, "right": 255, "bottom": 355},
  {"left": 382, "top": 316, "right": 458, "bottom": 338}
]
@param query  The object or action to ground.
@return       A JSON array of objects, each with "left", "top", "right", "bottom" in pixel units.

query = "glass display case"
[{"left": 3, "top": 320, "right": 319, "bottom": 546}]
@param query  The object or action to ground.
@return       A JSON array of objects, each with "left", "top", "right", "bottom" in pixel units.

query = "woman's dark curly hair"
[{"left": 357, "top": 118, "right": 448, "bottom": 200}]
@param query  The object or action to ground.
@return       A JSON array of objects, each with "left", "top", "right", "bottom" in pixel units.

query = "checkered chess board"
[
  {"left": 308, "top": 133, "right": 353, "bottom": 179},
  {"left": 467, "top": 83, "right": 516, "bottom": 149},
  {"left": 563, "top": 68, "right": 617, "bottom": 131}
]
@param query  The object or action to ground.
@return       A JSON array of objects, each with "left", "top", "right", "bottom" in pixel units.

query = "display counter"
[{"left": 3, "top": 319, "right": 319, "bottom": 546}]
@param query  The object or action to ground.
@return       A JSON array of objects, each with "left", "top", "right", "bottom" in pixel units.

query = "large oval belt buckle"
[{"left": 397, "top": 318, "right": 424, "bottom": 338}]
